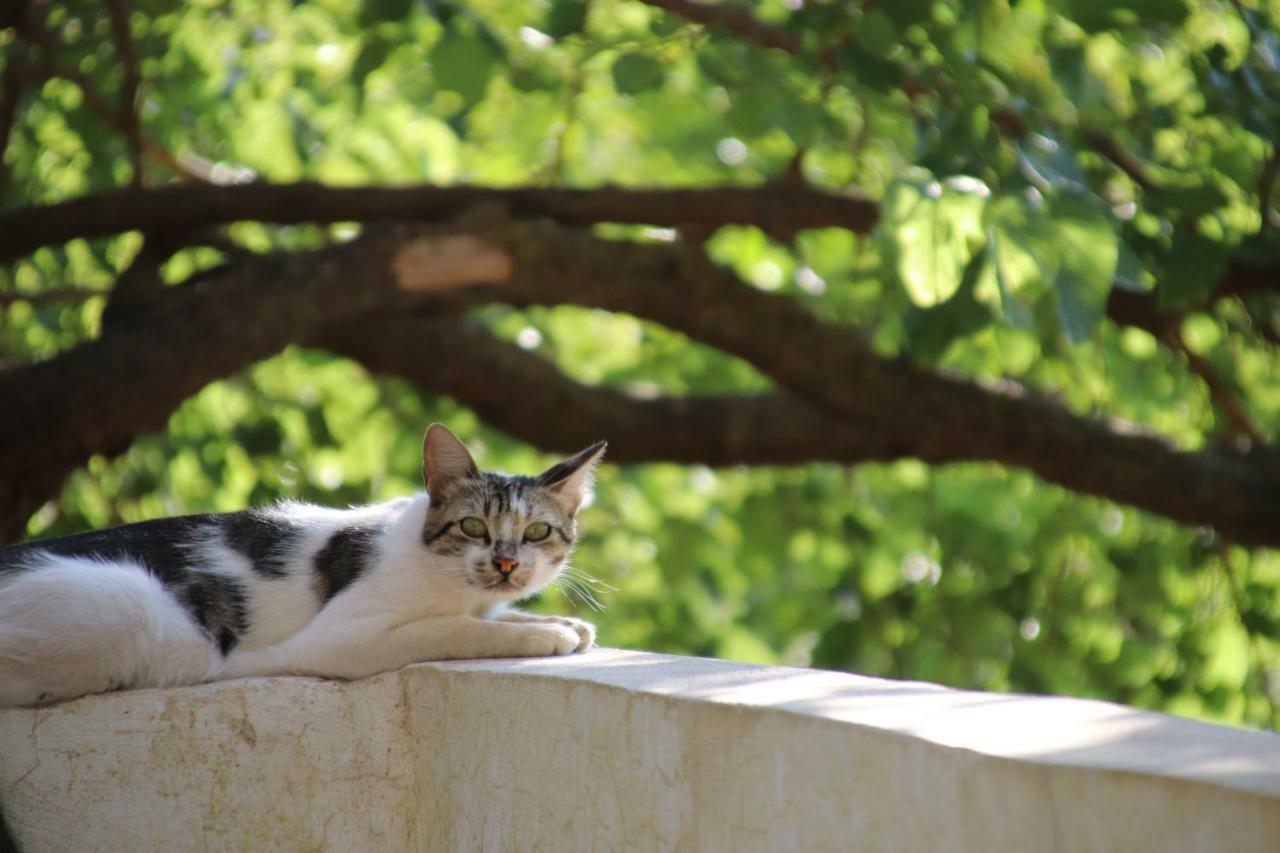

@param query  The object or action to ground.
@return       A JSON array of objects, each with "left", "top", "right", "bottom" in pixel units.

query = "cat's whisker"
[
  {"left": 561, "top": 568, "right": 616, "bottom": 593},
  {"left": 556, "top": 576, "right": 605, "bottom": 611}
]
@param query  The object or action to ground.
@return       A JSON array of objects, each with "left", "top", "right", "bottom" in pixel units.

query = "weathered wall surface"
[{"left": 2, "top": 649, "right": 1277, "bottom": 852}]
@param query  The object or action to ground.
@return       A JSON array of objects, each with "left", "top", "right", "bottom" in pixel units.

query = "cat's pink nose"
[{"left": 493, "top": 558, "right": 518, "bottom": 576}]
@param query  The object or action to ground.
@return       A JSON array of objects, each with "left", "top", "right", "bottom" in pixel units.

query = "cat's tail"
[{"left": 0, "top": 556, "right": 217, "bottom": 706}]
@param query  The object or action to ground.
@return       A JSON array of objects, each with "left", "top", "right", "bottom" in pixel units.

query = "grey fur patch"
[
  {"left": 222, "top": 510, "right": 300, "bottom": 578},
  {"left": 0, "top": 515, "right": 217, "bottom": 581},
  {"left": 313, "top": 524, "right": 381, "bottom": 604},
  {"left": 175, "top": 572, "right": 249, "bottom": 655}
]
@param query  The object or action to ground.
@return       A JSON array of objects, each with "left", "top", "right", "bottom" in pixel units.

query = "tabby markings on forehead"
[{"left": 422, "top": 520, "right": 455, "bottom": 545}]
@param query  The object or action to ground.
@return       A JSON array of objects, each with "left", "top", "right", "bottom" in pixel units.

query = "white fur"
[
  {"left": 0, "top": 556, "right": 215, "bottom": 706},
  {"left": 0, "top": 493, "right": 595, "bottom": 707}
]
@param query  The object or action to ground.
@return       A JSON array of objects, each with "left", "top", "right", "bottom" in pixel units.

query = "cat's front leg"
[
  {"left": 401, "top": 615, "right": 584, "bottom": 661},
  {"left": 493, "top": 608, "right": 596, "bottom": 652},
  {"left": 216, "top": 615, "right": 582, "bottom": 683}
]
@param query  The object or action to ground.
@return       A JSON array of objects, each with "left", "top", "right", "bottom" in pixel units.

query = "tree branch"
[
  {"left": 486, "top": 220, "right": 1280, "bottom": 545},
  {"left": 0, "top": 182, "right": 879, "bottom": 263},
  {"left": 318, "top": 317, "right": 902, "bottom": 465},
  {"left": 18, "top": 8, "right": 206, "bottom": 185},
  {"left": 3, "top": 183, "right": 1273, "bottom": 342},
  {"left": 1166, "top": 331, "right": 1266, "bottom": 446},
  {"left": 0, "top": 224, "right": 505, "bottom": 542},
  {"left": 2, "top": 220, "right": 1276, "bottom": 547}
]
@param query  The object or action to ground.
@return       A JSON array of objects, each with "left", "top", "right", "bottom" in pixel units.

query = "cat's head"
[{"left": 419, "top": 423, "right": 606, "bottom": 600}]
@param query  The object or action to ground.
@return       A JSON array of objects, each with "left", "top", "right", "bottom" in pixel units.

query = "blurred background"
[{"left": 1, "top": 0, "right": 1278, "bottom": 729}]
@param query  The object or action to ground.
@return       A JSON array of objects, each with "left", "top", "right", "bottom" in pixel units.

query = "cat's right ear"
[{"left": 423, "top": 424, "right": 479, "bottom": 501}]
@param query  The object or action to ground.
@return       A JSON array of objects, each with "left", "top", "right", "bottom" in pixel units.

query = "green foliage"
[{"left": 2, "top": 0, "right": 1278, "bottom": 728}]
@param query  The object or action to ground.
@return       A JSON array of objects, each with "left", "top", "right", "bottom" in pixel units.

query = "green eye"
[
  {"left": 460, "top": 517, "right": 488, "bottom": 538},
  {"left": 523, "top": 522, "right": 551, "bottom": 542}
]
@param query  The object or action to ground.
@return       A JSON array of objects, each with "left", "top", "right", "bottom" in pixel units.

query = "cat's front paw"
[
  {"left": 549, "top": 615, "right": 596, "bottom": 652},
  {"left": 516, "top": 623, "right": 582, "bottom": 657},
  {"left": 516, "top": 615, "right": 595, "bottom": 651}
]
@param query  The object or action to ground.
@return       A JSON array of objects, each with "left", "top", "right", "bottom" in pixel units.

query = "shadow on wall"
[{"left": 1, "top": 803, "right": 18, "bottom": 853}]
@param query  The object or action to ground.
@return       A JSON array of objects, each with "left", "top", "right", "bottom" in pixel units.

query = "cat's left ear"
[
  {"left": 423, "top": 423, "right": 480, "bottom": 501},
  {"left": 537, "top": 440, "right": 607, "bottom": 515}
]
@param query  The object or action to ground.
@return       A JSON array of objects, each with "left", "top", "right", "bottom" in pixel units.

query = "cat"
[{"left": 0, "top": 424, "right": 605, "bottom": 707}]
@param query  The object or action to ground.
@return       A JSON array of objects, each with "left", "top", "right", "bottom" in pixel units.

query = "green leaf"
[
  {"left": 987, "top": 228, "right": 1036, "bottom": 330},
  {"left": 1017, "top": 133, "right": 1086, "bottom": 192},
  {"left": 859, "top": 11, "right": 900, "bottom": 52},
  {"left": 880, "top": 0, "right": 934, "bottom": 29},
  {"left": 359, "top": 0, "right": 413, "bottom": 26},
  {"left": 726, "top": 87, "right": 777, "bottom": 138},
  {"left": 1114, "top": 240, "right": 1153, "bottom": 292},
  {"left": 611, "top": 53, "right": 666, "bottom": 95},
  {"left": 1156, "top": 231, "right": 1230, "bottom": 309},
  {"left": 430, "top": 24, "right": 503, "bottom": 106},
  {"left": 545, "top": 0, "right": 589, "bottom": 39},
  {"left": 1056, "top": 0, "right": 1189, "bottom": 32},
  {"left": 986, "top": 196, "right": 1055, "bottom": 286},
  {"left": 835, "top": 44, "right": 903, "bottom": 94},
  {"left": 696, "top": 39, "right": 748, "bottom": 85},
  {"left": 1146, "top": 183, "right": 1228, "bottom": 220},
  {"left": 1201, "top": 620, "right": 1250, "bottom": 689},
  {"left": 903, "top": 248, "right": 994, "bottom": 362},
  {"left": 882, "top": 169, "right": 988, "bottom": 307},
  {"left": 351, "top": 36, "right": 392, "bottom": 102},
  {"left": 509, "top": 60, "right": 561, "bottom": 93},
  {"left": 1048, "top": 194, "right": 1118, "bottom": 342},
  {"left": 233, "top": 102, "right": 303, "bottom": 180}
]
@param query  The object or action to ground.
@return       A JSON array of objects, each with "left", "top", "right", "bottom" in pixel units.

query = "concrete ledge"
[{"left": 2, "top": 649, "right": 1278, "bottom": 851}]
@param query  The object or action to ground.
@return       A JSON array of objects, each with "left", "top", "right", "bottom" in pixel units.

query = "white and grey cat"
[{"left": 0, "top": 424, "right": 605, "bottom": 707}]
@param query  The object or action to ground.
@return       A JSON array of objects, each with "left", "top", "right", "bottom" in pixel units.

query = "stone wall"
[{"left": 2, "top": 649, "right": 1277, "bottom": 851}]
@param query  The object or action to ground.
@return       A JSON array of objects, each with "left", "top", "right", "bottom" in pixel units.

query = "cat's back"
[
  {"left": 1, "top": 513, "right": 227, "bottom": 578},
  {"left": 0, "top": 501, "right": 407, "bottom": 599}
]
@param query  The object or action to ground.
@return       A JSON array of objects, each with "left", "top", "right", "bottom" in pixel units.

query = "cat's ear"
[
  {"left": 423, "top": 423, "right": 479, "bottom": 501},
  {"left": 537, "top": 440, "right": 607, "bottom": 515}
]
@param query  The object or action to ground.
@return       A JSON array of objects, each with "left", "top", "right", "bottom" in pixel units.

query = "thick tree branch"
[
  {"left": 486, "top": 221, "right": 1280, "bottom": 545},
  {"left": 3, "top": 183, "right": 1273, "bottom": 343},
  {"left": 2, "top": 220, "right": 1276, "bottom": 547},
  {"left": 318, "top": 317, "right": 902, "bottom": 465},
  {"left": 0, "top": 225, "right": 503, "bottom": 542},
  {"left": 0, "top": 183, "right": 879, "bottom": 263}
]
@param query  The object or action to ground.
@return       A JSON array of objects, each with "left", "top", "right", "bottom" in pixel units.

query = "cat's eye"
[
  {"left": 523, "top": 522, "right": 552, "bottom": 542},
  {"left": 460, "top": 517, "right": 488, "bottom": 539}
]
